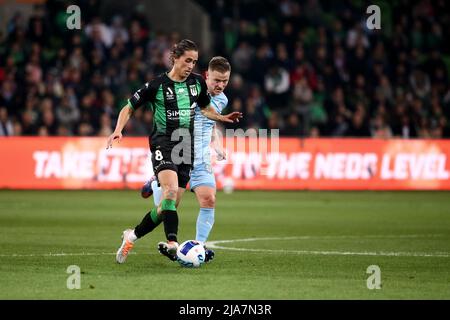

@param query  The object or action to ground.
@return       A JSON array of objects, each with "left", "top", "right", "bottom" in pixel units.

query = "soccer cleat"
[
  {"left": 116, "top": 229, "right": 135, "bottom": 264},
  {"left": 204, "top": 247, "right": 215, "bottom": 263},
  {"left": 157, "top": 241, "right": 179, "bottom": 261},
  {"left": 141, "top": 176, "right": 157, "bottom": 198}
]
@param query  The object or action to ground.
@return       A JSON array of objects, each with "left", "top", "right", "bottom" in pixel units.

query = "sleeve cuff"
[{"left": 127, "top": 99, "right": 135, "bottom": 111}]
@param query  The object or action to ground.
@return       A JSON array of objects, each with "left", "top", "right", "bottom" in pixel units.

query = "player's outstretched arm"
[
  {"left": 212, "top": 124, "right": 226, "bottom": 160},
  {"left": 201, "top": 104, "right": 242, "bottom": 123},
  {"left": 106, "top": 104, "right": 133, "bottom": 149}
]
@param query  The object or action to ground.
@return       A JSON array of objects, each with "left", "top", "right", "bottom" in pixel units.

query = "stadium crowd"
[{"left": 1, "top": 0, "right": 450, "bottom": 138}]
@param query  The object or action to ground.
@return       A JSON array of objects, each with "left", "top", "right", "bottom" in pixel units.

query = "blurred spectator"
[
  {"left": 0, "top": 80, "right": 16, "bottom": 114},
  {"left": 267, "top": 111, "right": 281, "bottom": 133},
  {"left": 56, "top": 125, "right": 71, "bottom": 136},
  {"left": 330, "top": 114, "right": 348, "bottom": 136},
  {"left": 37, "top": 126, "right": 49, "bottom": 136},
  {"left": 110, "top": 16, "right": 129, "bottom": 44},
  {"left": 346, "top": 103, "right": 370, "bottom": 137},
  {"left": 244, "top": 85, "right": 269, "bottom": 130},
  {"left": 292, "top": 77, "right": 313, "bottom": 136},
  {"left": 0, "top": 107, "right": 14, "bottom": 136},
  {"left": 78, "top": 122, "right": 94, "bottom": 136},
  {"left": 55, "top": 95, "right": 80, "bottom": 134},
  {"left": 371, "top": 114, "right": 393, "bottom": 139},
  {"left": 410, "top": 69, "right": 431, "bottom": 99},
  {"left": 0, "top": 0, "right": 449, "bottom": 139},
  {"left": 281, "top": 113, "right": 302, "bottom": 137},
  {"left": 13, "top": 121, "right": 22, "bottom": 136},
  {"left": 123, "top": 108, "right": 148, "bottom": 136},
  {"left": 39, "top": 108, "right": 58, "bottom": 135},
  {"left": 264, "top": 63, "right": 290, "bottom": 111},
  {"left": 98, "top": 113, "right": 113, "bottom": 137},
  {"left": 232, "top": 41, "right": 254, "bottom": 75},
  {"left": 309, "top": 126, "right": 320, "bottom": 137},
  {"left": 375, "top": 75, "right": 394, "bottom": 106},
  {"left": 85, "top": 17, "right": 113, "bottom": 49},
  {"left": 346, "top": 22, "right": 369, "bottom": 49}
]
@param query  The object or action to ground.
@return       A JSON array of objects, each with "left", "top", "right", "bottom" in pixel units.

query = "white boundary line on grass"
[
  {"left": 1, "top": 234, "right": 448, "bottom": 258},
  {"left": 206, "top": 234, "right": 450, "bottom": 258},
  {"left": 0, "top": 252, "right": 125, "bottom": 258}
]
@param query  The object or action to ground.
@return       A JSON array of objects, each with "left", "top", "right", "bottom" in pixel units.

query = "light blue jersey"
[
  {"left": 193, "top": 92, "right": 228, "bottom": 168},
  {"left": 148, "top": 91, "right": 228, "bottom": 244},
  {"left": 190, "top": 92, "right": 228, "bottom": 190}
]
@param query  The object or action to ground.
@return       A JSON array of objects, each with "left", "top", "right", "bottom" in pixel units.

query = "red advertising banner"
[
  {"left": 0, "top": 137, "right": 151, "bottom": 190},
  {"left": 216, "top": 138, "right": 450, "bottom": 190},
  {"left": 0, "top": 137, "right": 449, "bottom": 190}
]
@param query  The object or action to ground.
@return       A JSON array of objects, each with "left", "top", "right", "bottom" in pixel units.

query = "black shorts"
[{"left": 150, "top": 137, "right": 193, "bottom": 189}]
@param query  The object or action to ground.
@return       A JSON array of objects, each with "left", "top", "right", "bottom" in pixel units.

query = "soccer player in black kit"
[{"left": 106, "top": 39, "right": 241, "bottom": 263}]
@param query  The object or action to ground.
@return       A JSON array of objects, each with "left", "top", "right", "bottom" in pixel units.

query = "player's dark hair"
[
  {"left": 170, "top": 39, "right": 198, "bottom": 64},
  {"left": 208, "top": 56, "right": 231, "bottom": 73}
]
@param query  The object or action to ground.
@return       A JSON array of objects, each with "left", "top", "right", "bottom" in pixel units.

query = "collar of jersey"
[{"left": 165, "top": 72, "right": 188, "bottom": 83}]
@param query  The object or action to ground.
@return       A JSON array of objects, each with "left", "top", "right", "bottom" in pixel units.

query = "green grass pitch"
[{"left": 0, "top": 190, "right": 449, "bottom": 299}]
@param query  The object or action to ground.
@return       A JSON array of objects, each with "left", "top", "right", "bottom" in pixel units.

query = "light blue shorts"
[{"left": 190, "top": 163, "right": 216, "bottom": 191}]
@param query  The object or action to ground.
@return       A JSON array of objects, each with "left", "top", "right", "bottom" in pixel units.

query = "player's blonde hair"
[{"left": 208, "top": 56, "right": 231, "bottom": 73}]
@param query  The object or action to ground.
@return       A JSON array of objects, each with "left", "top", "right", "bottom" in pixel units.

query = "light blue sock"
[
  {"left": 151, "top": 180, "right": 162, "bottom": 207},
  {"left": 196, "top": 208, "right": 215, "bottom": 243}
]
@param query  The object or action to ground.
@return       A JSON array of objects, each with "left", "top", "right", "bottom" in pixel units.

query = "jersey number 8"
[{"left": 154, "top": 150, "right": 164, "bottom": 161}]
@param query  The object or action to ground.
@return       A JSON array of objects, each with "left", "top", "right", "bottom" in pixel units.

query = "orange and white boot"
[{"left": 116, "top": 229, "right": 136, "bottom": 264}]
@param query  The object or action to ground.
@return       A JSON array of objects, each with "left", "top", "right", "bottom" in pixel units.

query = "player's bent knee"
[
  {"left": 200, "top": 194, "right": 216, "bottom": 208},
  {"left": 162, "top": 187, "right": 178, "bottom": 201}
]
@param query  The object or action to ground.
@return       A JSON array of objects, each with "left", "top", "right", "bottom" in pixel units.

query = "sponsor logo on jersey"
[
  {"left": 166, "top": 109, "right": 194, "bottom": 119},
  {"left": 189, "top": 85, "right": 198, "bottom": 96},
  {"left": 166, "top": 87, "right": 174, "bottom": 100}
]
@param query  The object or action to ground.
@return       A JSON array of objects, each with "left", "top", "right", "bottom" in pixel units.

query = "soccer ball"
[{"left": 176, "top": 240, "right": 206, "bottom": 268}]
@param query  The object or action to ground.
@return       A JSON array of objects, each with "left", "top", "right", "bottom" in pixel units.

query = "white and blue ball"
[{"left": 176, "top": 240, "right": 205, "bottom": 268}]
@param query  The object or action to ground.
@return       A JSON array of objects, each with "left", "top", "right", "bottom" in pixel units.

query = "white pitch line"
[
  {"left": 205, "top": 245, "right": 450, "bottom": 258},
  {"left": 0, "top": 252, "right": 116, "bottom": 258},
  {"left": 1, "top": 235, "right": 448, "bottom": 258},
  {"left": 0, "top": 252, "right": 143, "bottom": 258},
  {"left": 206, "top": 235, "right": 450, "bottom": 258},
  {"left": 207, "top": 234, "right": 444, "bottom": 245}
]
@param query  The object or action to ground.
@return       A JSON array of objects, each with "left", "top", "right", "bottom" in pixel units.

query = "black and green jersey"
[{"left": 128, "top": 72, "right": 210, "bottom": 143}]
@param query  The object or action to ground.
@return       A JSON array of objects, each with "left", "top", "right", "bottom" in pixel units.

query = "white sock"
[
  {"left": 128, "top": 230, "right": 138, "bottom": 242},
  {"left": 151, "top": 180, "right": 162, "bottom": 206}
]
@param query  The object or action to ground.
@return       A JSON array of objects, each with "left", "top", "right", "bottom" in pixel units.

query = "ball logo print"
[{"left": 176, "top": 240, "right": 206, "bottom": 268}]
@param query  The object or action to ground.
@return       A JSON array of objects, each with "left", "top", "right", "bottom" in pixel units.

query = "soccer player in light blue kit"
[{"left": 142, "top": 56, "right": 231, "bottom": 262}]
